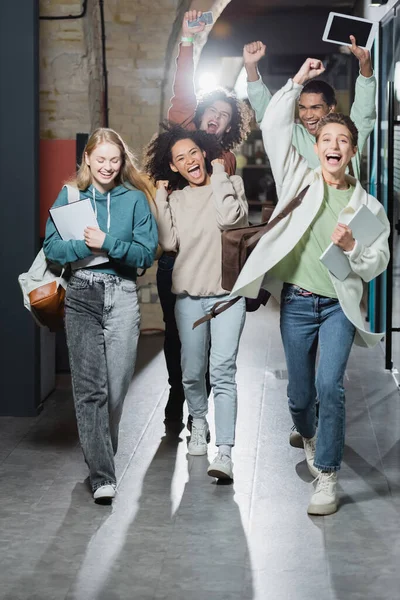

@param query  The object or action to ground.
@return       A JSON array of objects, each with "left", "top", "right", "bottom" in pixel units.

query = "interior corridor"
[{"left": 1, "top": 300, "right": 400, "bottom": 600}]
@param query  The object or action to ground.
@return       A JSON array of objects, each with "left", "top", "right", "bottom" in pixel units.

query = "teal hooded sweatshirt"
[{"left": 44, "top": 184, "right": 158, "bottom": 280}]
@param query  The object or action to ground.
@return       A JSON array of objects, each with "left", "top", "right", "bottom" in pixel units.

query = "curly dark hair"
[
  {"left": 315, "top": 112, "right": 358, "bottom": 147},
  {"left": 193, "top": 88, "right": 252, "bottom": 151},
  {"left": 143, "top": 122, "right": 223, "bottom": 190}
]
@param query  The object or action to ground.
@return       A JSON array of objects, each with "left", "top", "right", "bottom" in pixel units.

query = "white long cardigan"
[{"left": 232, "top": 79, "right": 390, "bottom": 348}]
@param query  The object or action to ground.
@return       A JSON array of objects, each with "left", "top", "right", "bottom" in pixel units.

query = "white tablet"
[{"left": 322, "top": 12, "right": 378, "bottom": 51}]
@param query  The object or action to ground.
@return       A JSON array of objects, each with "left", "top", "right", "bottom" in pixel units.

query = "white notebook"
[
  {"left": 319, "top": 204, "right": 385, "bottom": 281},
  {"left": 49, "top": 198, "right": 109, "bottom": 269}
]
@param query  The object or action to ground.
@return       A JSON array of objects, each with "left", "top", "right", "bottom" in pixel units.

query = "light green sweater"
[
  {"left": 269, "top": 183, "right": 355, "bottom": 297},
  {"left": 247, "top": 73, "right": 376, "bottom": 178}
]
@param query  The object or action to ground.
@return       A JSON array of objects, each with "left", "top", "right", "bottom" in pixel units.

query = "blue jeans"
[
  {"left": 156, "top": 253, "right": 211, "bottom": 421},
  {"left": 64, "top": 270, "right": 140, "bottom": 491},
  {"left": 280, "top": 284, "right": 355, "bottom": 471},
  {"left": 175, "top": 295, "right": 246, "bottom": 446}
]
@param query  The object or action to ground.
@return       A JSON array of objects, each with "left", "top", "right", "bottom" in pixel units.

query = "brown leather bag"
[
  {"left": 29, "top": 279, "right": 66, "bottom": 332},
  {"left": 193, "top": 186, "right": 309, "bottom": 329}
]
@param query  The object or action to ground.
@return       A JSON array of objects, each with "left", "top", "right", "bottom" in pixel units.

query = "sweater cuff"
[
  {"left": 212, "top": 162, "right": 226, "bottom": 175},
  {"left": 286, "top": 78, "right": 304, "bottom": 94},
  {"left": 76, "top": 240, "right": 93, "bottom": 258},
  {"left": 102, "top": 233, "right": 116, "bottom": 253},
  {"left": 357, "top": 72, "right": 375, "bottom": 84},
  {"left": 155, "top": 187, "right": 169, "bottom": 203},
  {"left": 344, "top": 240, "right": 361, "bottom": 261},
  {"left": 247, "top": 77, "right": 263, "bottom": 90}
]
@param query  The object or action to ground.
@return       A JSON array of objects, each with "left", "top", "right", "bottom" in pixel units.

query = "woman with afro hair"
[{"left": 144, "top": 123, "right": 248, "bottom": 480}]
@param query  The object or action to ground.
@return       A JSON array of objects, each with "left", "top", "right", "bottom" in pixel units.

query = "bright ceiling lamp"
[{"left": 198, "top": 72, "right": 218, "bottom": 93}]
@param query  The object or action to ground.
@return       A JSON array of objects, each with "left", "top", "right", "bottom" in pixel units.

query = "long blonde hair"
[{"left": 66, "top": 128, "right": 155, "bottom": 206}]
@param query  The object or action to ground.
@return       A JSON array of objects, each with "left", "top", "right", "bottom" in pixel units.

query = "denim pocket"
[{"left": 68, "top": 277, "right": 89, "bottom": 290}]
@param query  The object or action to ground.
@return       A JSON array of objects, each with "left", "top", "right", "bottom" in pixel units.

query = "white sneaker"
[
  {"left": 188, "top": 421, "right": 209, "bottom": 456},
  {"left": 307, "top": 472, "right": 338, "bottom": 516},
  {"left": 207, "top": 453, "right": 233, "bottom": 480},
  {"left": 289, "top": 426, "right": 304, "bottom": 448},
  {"left": 93, "top": 484, "right": 116, "bottom": 503},
  {"left": 303, "top": 435, "right": 319, "bottom": 478}
]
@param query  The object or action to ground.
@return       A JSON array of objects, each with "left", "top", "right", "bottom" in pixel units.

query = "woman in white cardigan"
[{"left": 232, "top": 58, "right": 390, "bottom": 516}]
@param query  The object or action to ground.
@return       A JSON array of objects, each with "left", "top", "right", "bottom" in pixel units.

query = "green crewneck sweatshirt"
[
  {"left": 269, "top": 183, "right": 355, "bottom": 297},
  {"left": 44, "top": 184, "right": 158, "bottom": 280}
]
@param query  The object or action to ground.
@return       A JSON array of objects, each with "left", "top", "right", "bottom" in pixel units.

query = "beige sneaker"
[
  {"left": 207, "top": 453, "right": 233, "bottom": 480},
  {"left": 303, "top": 435, "right": 319, "bottom": 477},
  {"left": 188, "top": 421, "right": 209, "bottom": 456},
  {"left": 307, "top": 472, "right": 338, "bottom": 516}
]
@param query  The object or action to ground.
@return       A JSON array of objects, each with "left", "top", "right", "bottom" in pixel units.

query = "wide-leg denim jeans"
[
  {"left": 280, "top": 283, "right": 355, "bottom": 472},
  {"left": 175, "top": 295, "right": 246, "bottom": 446},
  {"left": 64, "top": 270, "right": 140, "bottom": 491}
]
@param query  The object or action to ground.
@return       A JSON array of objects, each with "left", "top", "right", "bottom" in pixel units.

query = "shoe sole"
[
  {"left": 307, "top": 501, "right": 338, "bottom": 516},
  {"left": 207, "top": 468, "right": 233, "bottom": 480},
  {"left": 94, "top": 496, "right": 114, "bottom": 505},
  {"left": 187, "top": 446, "right": 208, "bottom": 456}
]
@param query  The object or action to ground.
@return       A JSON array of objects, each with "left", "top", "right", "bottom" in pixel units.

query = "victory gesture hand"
[
  {"left": 349, "top": 35, "right": 373, "bottom": 78},
  {"left": 293, "top": 58, "right": 325, "bottom": 86},
  {"left": 182, "top": 10, "right": 205, "bottom": 37},
  {"left": 243, "top": 41, "right": 266, "bottom": 65}
]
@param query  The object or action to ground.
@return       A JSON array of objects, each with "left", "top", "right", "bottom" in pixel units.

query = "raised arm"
[
  {"left": 154, "top": 182, "right": 179, "bottom": 252},
  {"left": 243, "top": 41, "right": 272, "bottom": 124},
  {"left": 261, "top": 58, "right": 324, "bottom": 198},
  {"left": 167, "top": 10, "right": 205, "bottom": 127},
  {"left": 210, "top": 160, "right": 248, "bottom": 230},
  {"left": 348, "top": 36, "right": 376, "bottom": 176}
]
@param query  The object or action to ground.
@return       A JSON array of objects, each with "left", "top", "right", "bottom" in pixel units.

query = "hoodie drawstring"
[{"left": 92, "top": 187, "right": 111, "bottom": 233}]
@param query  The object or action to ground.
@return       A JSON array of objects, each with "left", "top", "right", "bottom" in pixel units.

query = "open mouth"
[
  {"left": 187, "top": 164, "right": 202, "bottom": 179},
  {"left": 99, "top": 171, "right": 113, "bottom": 178},
  {"left": 207, "top": 120, "right": 218, "bottom": 134},
  {"left": 305, "top": 120, "right": 318, "bottom": 132},
  {"left": 325, "top": 153, "right": 341, "bottom": 165}
]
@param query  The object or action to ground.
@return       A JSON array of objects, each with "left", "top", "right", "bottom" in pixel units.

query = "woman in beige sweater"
[{"left": 144, "top": 123, "right": 248, "bottom": 480}]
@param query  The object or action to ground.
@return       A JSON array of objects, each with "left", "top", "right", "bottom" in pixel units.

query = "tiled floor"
[{"left": 0, "top": 299, "right": 400, "bottom": 600}]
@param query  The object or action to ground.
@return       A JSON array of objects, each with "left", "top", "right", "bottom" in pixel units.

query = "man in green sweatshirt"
[
  {"left": 243, "top": 36, "right": 376, "bottom": 448},
  {"left": 243, "top": 35, "right": 376, "bottom": 180}
]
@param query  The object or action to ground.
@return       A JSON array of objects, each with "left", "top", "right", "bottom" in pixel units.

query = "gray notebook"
[
  {"left": 49, "top": 198, "right": 109, "bottom": 269},
  {"left": 319, "top": 204, "right": 385, "bottom": 281}
]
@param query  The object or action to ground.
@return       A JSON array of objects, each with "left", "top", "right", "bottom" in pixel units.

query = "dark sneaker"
[{"left": 289, "top": 426, "right": 304, "bottom": 448}]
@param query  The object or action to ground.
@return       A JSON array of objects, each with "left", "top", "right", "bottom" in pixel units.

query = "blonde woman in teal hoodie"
[{"left": 44, "top": 128, "right": 158, "bottom": 503}]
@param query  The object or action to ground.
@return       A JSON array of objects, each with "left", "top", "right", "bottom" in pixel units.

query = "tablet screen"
[{"left": 328, "top": 15, "right": 372, "bottom": 47}]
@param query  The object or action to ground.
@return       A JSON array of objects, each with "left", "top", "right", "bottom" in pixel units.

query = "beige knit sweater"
[{"left": 154, "top": 163, "right": 248, "bottom": 296}]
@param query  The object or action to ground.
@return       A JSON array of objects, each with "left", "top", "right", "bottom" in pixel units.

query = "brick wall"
[{"left": 39, "top": 0, "right": 228, "bottom": 329}]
